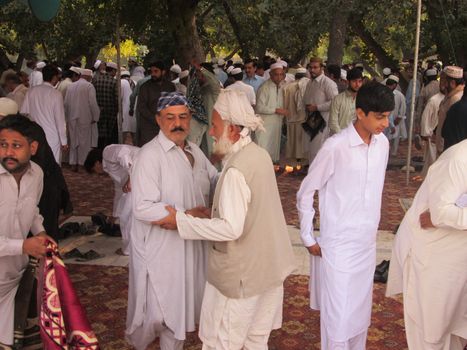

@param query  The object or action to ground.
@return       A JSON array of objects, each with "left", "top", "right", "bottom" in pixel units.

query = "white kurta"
[
  {"left": 175, "top": 136, "right": 283, "bottom": 348},
  {"left": 126, "top": 131, "right": 218, "bottom": 348},
  {"left": 297, "top": 124, "right": 389, "bottom": 343},
  {"left": 420, "top": 92, "right": 444, "bottom": 177},
  {"left": 57, "top": 77, "right": 73, "bottom": 100},
  {"left": 255, "top": 79, "right": 285, "bottom": 163},
  {"left": 121, "top": 78, "right": 136, "bottom": 133},
  {"left": 0, "top": 162, "right": 44, "bottom": 345},
  {"left": 21, "top": 82, "right": 67, "bottom": 164},
  {"left": 6, "top": 84, "right": 28, "bottom": 110},
  {"left": 302, "top": 73, "right": 338, "bottom": 163},
  {"left": 102, "top": 144, "right": 140, "bottom": 255},
  {"left": 225, "top": 80, "right": 256, "bottom": 106},
  {"left": 64, "top": 78, "right": 100, "bottom": 165},
  {"left": 29, "top": 70, "right": 43, "bottom": 87},
  {"left": 386, "top": 139, "right": 467, "bottom": 348}
]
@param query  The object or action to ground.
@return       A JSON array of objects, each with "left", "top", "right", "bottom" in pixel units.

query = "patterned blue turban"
[{"left": 157, "top": 91, "right": 189, "bottom": 113}]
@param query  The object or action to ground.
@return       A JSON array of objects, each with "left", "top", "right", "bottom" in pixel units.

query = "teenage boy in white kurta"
[
  {"left": 297, "top": 82, "right": 394, "bottom": 349},
  {"left": 387, "top": 139, "right": 467, "bottom": 350},
  {"left": 126, "top": 92, "right": 218, "bottom": 350}
]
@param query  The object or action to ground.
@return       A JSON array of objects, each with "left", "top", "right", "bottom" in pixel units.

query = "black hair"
[
  {"left": 244, "top": 59, "right": 256, "bottom": 67},
  {"left": 5, "top": 73, "right": 21, "bottom": 85},
  {"left": 42, "top": 65, "right": 59, "bottom": 82},
  {"left": 201, "top": 62, "right": 214, "bottom": 74},
  {"left": 347, "top": 68, "right": 363, "bottom": 81},
  {"left": 0, "top": 114, "right": 38, "bottom": 143},
  {"left": 386, "top": 78, "right": 398, "bottom": 86},
  {"left": 356, "top": 81, "right": 395, "bottom": 114},
  {"left": 232, "top": 72, "right": 243, "bottom": 81},
  {"left": 149, "top": 61, "right": 165, "bottom": 71},
  {"left": 84, "top": 148, "right": 103, "bottom": 173},
  {"left": 327, "top": 64, "right": 341, "bottom": 80},
  {"left": 446, "top": 76, "right": 465, "bottom": 86}
]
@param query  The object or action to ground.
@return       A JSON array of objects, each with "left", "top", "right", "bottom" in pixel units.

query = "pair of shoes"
[
  {"left": 75, "top": 249, "right": 105, "bottom": 262},
  {"left": 59, "top": 222, "right": 81, "bottom": 238},
  {"left": 374, "top": 260, "right": 390, "bottom": 283},
  {"left": 63, "top": 248, "right": 83, "bottom": 259}
]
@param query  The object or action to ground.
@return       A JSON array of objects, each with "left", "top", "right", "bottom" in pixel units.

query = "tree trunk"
[
  {"left": 327, "top": 1, "right": 352, "bottom": 65},
  {"left": 166, "top": 0, "right": 204, "bottom": 67},
  {"left": 84, "top": 49, "right": 100, "bottom": 69},
  {"left": 15, "top": 53, "right": 25, "bottom": 71},
  {"left": 350, "top": 18, "right": 399, "bottom": 70},
  {"left": 221, "top": 0, "right": 250, "bottom": 59}
]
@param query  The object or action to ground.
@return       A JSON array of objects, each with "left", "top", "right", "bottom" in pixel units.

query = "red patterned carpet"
[{"left": 62, "top": 143, "right": 423, "bottom": 349}]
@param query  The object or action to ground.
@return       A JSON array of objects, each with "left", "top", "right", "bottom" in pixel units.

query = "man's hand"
[
  {"left": 36, "top": 231, "right": 57, "bottom": 246},
  {"left": 122, "top": 178, "right": 131, "bottom": 193},
  {"left": 394, "top": 117, "right": 401, "bottom": 126},
  {"left": 186, "top": 206, "right": 211, "bottom": 219},
  {"left": 275, "top": 108, "right": 289, "bottom": 117},
  {"left": 129, "top": 109, "right": 134, "bottom": 117},
  {"left": 61, "top": 144, "right": 69, "bottom": 153},
  {"left": 152, "top": 206, "right": 177, "bottom": 230},
  {"left": 23, "top": 235, "right": 48, "bottom": 258},
  {"left": 306, "top": 104, "right": 318, "bottom": 112},
  {"left": 307, "top": 243, "right": 322, "bottom": 257},
  {"left": 420, "top": 210, "right": 435, "bottom": 229}
]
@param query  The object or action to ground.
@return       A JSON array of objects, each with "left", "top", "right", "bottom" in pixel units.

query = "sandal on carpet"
[
  {"left": 75, "top": 250, "right": 105, "bottom": 262},
  {"left": 63, "top": 248, "right": 84, "bottom": 259}
]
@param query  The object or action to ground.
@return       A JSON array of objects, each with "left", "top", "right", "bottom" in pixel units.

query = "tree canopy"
[{"left": 0, "top": 0, "right": 465, "bottom": 71}]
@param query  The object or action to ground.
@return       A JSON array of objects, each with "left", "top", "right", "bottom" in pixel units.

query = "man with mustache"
[
  {"left": 126, "top": 92, "right": 218, "bottom": 350},
  {"left": 155, "top": 89, "right": 296, "bottom": 349},
  {"left": 0, "top": 113, "right": 55, "bottom": 348}
]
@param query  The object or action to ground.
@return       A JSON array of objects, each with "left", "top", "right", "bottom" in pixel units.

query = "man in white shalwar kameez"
[
  {"left": 64, "top": 68, "right": 100, "bottom": 170},
  {"left": 84, "top": 145, "right": 140, "bottom": 256},
  {"left": 303, "top": 57, "right": 338, "bottom": 164},
  {"left": 385, "top": 75, "right": 407, "bottom": 156},
  {"left": 255, "top": 62, "right": 289, "bottom": 164},
  {"left": 387, "top": 139, "right": 467, "bottom": 350},
  {"left": 121, "top": 71, "right": 136, "bottom": 143},
  {"left": 154, "top": 89, "right": 296, "bottom": 350},
  {"left": 21, "top": 65, "right": 68, "bottom": 164},
  {"left": 126, "top": 92, "right": 218, "bottom": 350},
  {"left": 29, "top": 61, "right": 45, "bottom": 87},
  {"left": 0, "top": 115, "right": 55, "bottom": 347},
  {"left": 225, "top": 67, "right": 256, "bottom": 106},
  {"left": 297, "top": 82, "right": 394, "bottom": 350}
]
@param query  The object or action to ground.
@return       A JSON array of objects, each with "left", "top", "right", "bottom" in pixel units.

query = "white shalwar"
[
  {"left": 102, "top": 144, "right": 140, "bottom": 256},
  {"left": 302, "top": 73, "right": 338, "bottom": 164},
  {"left": 0, "top": 162, "right": 44, "bottom": 345},
  {"left": 297, "top": 124, "right": 389, "bottom": 349},
  {"left": 121, "top": 78, "right": 136, "bottom": 133},
  {"left": 175, "top": 136, "right": 283, "bottom": 350},
  {"left": 64, "top": 78, "right": 100, "bottom": 165},
  {"left": 226, "top": 80, "right": 256, "bottom": 106},
  {"left": 386, "top": 139, "right": 467, "bottom": 350},
  {"left": 20, "top": 82, "right": 67, "bottom": 164},
  {"left": 126, "top": 131, "right": 218, "bottom": 349}
]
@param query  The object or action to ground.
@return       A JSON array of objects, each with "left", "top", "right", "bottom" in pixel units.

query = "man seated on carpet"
[
  {"left": 126, "top": 92, "right": 218, "bottom": 350},
  {"left": 0, "top": 114, "right": 55, "bottom": 348},
  {"left": 154, "top": 89, "right": 296, "bottom": 349},
  {"left": 84, "top": 144, "right": 140, "bottom": 256},
  {"left": 297, "top": 82, "right": 394, "bottom": 349},
  {"left": 387, "top": 139, "right": 467, "bottom": 350}
]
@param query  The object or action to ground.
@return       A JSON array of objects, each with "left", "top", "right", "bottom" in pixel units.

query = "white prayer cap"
[
  {"left": 230, "top": 67, "right": 242, "bottom": 75},
  {"left": 277, "top": 60, "right": 288, "bottom": 68},
  {"left": 70, "top": 66, "right": 81, "bottom": 75},
  {"left": 444, "top": 65, "right": 463, "bottom": 79},
  {"left": 387, "top": 74, "right": 399, "bottom": 83},
  {"left": 121, "top": 70, "right": 130, "bottom": 77},
  {"left": 226, "top": 65, "right": 234, "bottom": 74},
  {"left": 340, "top": 69, "right": 347, "bottom": 80},
  {"left": 270, "top": 62, "right": 284, "bottom": 71},
  {"left": 425, "top": 68, "right": 437, "bottom": 77},
  {"left": 81, "top": 69, "right": 93, "bottom": 77},
  {"left": 382, "top": 67, "right": 391, "bottom": 75},
  {"left": 0, "top": 97, "right": 18, "bottom": 116},
  {"left": 179, "top": 70, "right": 189, "bottom": 79},
  {"left": 296, "top": 67, "right": 307, "bottom": 74},
  {"left": 218, "top": 58, "right": 225, "bottom": 66},
  {"left": 170, "top": 64, "right": 182, "bottom": 74},
  {"left": 107, "top": 62, "right": 118, "bottom": 70},
  {"left": 94, "top": 60, "right": 102, "bottom": 70},
  {"left": 36, "top": 61, "right": 46, "bottom": 69},
  {"left": 214, "top": 89, "right": 265, "bottom": 134}
]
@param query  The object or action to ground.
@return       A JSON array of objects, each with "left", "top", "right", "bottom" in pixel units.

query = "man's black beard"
[
  {"left": 152, "top": 76, "right": 162, "bottom": 82},
  {"left": 1, "top": 157, "right": 29, "bottom": 174}
]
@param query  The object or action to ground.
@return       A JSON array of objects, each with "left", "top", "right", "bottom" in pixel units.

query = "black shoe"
[
  {"left": 101, "top": 223, "right": 121, "bottom": 237},
  {"left": 63, "top": 248, "right": 84, "bottom": 259},
  {"left": 58, "top": 222, "right": 81, "bottom": 238},
  {"left": 91, "top": 212, "right": 108, "bottom": 228},
  {"left": 375, "top": 260, "right": 390, "bottom": 275}
]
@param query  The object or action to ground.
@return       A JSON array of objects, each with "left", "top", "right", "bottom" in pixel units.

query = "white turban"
[
  {"left": 270, "top": 62, "right": 283, "bottom": 71},
  {"left": 70, "top": 66, "right": 81, "bottom": 75},
  {"left": 170, "top": 64, "right": 182, "bottom": 74},
  {"left": 94, "top": 60, "right": 102, "bottom": 70},
  {"left": 425, "top": 68, "right": 437, "bottom": 77},
  {"left": 36, "top": 61, "right": 46, "bottom": 69},
  {"left": 81, "top": 69, "right": 93, "bottom": 77},
  {"left": 340, "top": 69, "right": 347, "bottom": 80},
  {"left": 107, "top": 62, "right": 118, "bottom": 70},
  {"left": 230, "top": 67, "right": 242, "bottom": 75},
  {"left": 382, "top": 67, "right": 391, "bottom": 75},
  {"left": 214, "top": 89, "right": 265, "bottom": 135},
  {"left": 226, "top": 65, "right": 234, "bottom": 74}
]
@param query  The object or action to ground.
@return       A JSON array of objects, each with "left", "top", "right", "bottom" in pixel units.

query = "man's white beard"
[{"left": 213, "top": 127, "right": 234, "bottom": 157}]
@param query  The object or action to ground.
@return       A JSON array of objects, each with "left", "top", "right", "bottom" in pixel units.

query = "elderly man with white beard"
[{"left": 154, "top": 89, "right": 296, "bottom": 350}]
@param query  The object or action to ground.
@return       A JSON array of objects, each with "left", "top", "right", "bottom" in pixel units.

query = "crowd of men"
[{"left": 0, "top": 53, "right": 465, "bottom": 350}]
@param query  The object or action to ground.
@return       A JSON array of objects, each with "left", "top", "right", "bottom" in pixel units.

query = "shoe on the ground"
[
  {"left": 75, "top": 249, "right": 104, "bottom": 262},
  {"left": 63, "top": 248, "right": 84, "bottom": 259},
  {"left": 91, "top": 212, "right": 108, "bottom": 228},
  {"left": 58, "top": 222, "right": 81, "bottom": 238},
  {"left": 101, "top": 223, "right": 121, "bottom": 237},
  {"left": 374, "top": 260, "right": 390, "bottom": 283},
  {"left": 375, "top": 260, "right": 390, "bottom": 275}
]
